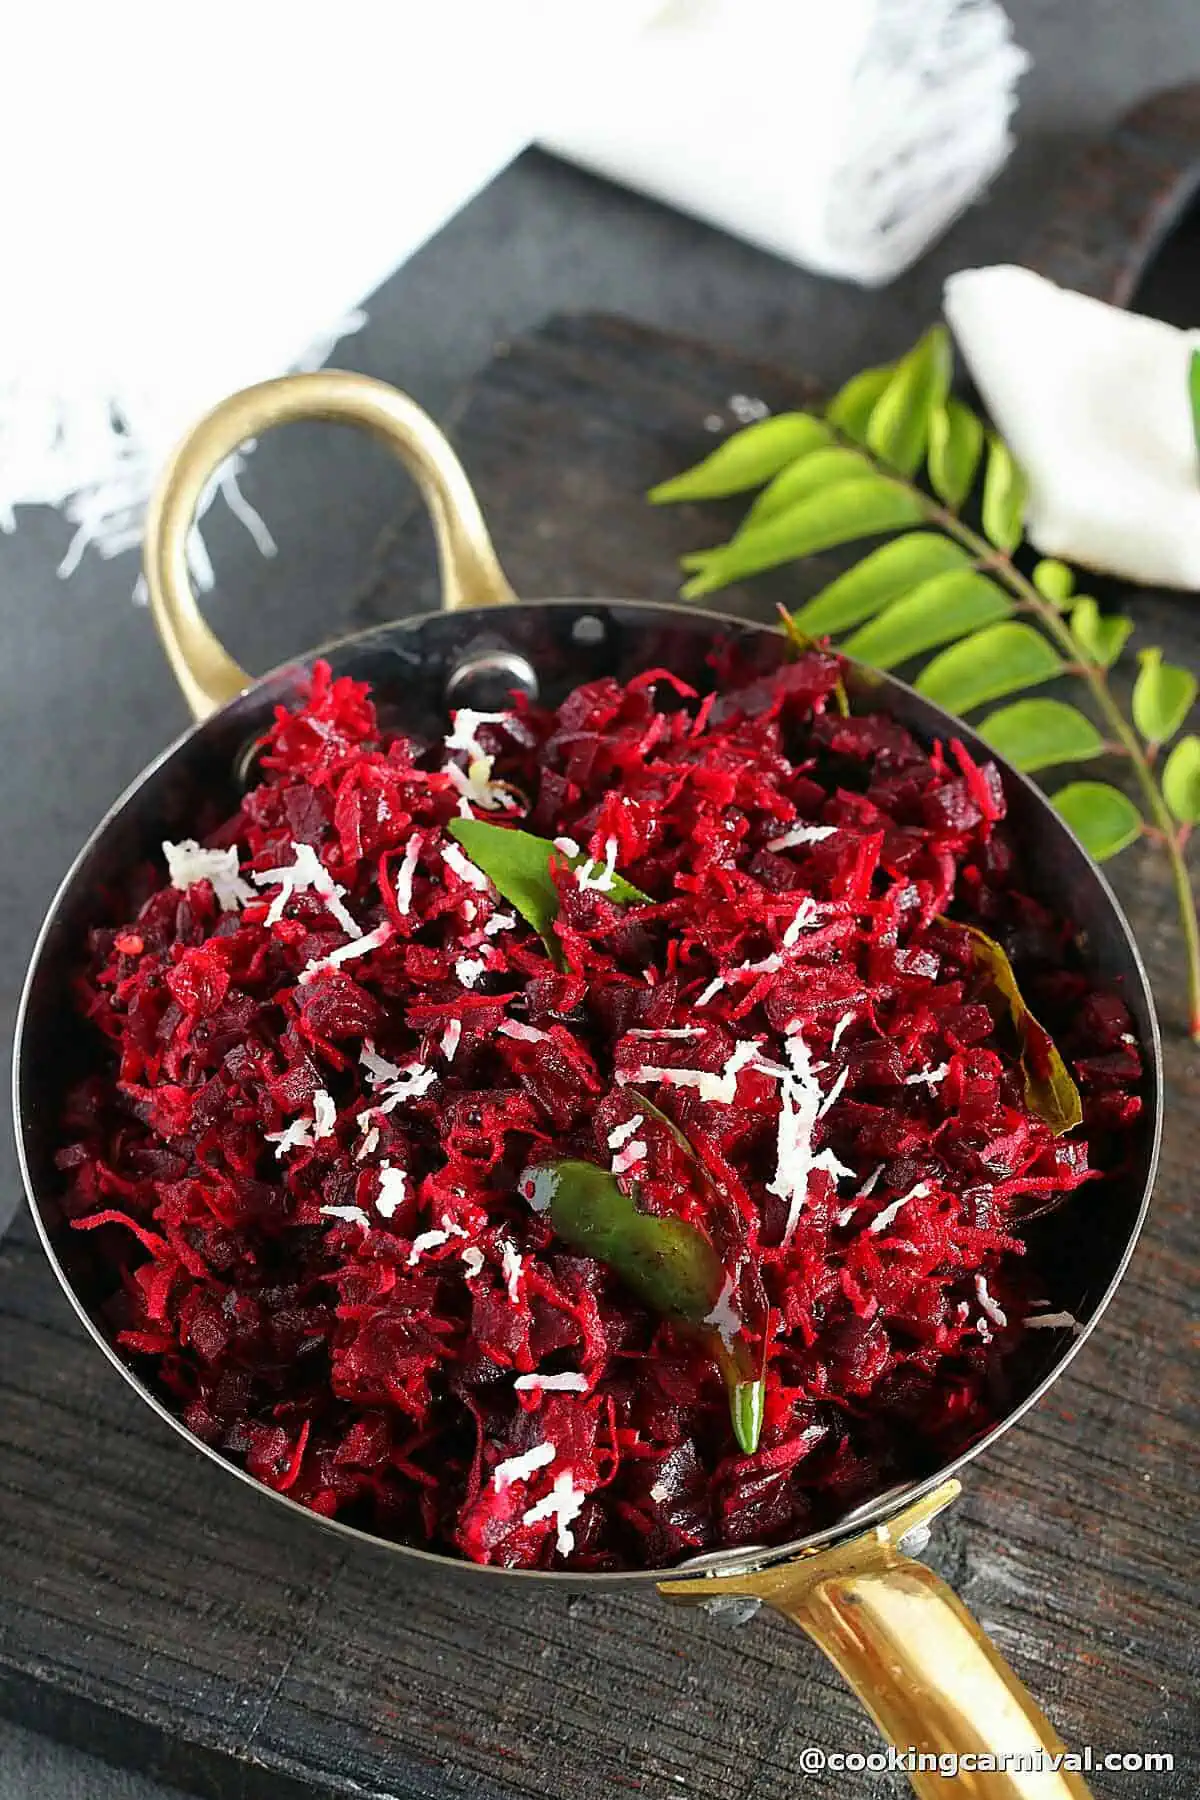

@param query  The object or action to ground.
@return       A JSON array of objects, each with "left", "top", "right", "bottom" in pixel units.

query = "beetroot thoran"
[{"left": 56, "top": 651, "right": 1143, "bottom": 1569}]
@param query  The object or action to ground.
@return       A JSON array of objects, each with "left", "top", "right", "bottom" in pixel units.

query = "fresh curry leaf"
[
  {"left": 647, "top": 413, "right": 831, "bottom": 503},
  {"left": 1163, "top": 735, "right": 1200, "bottom": 825},
  {"left": 915, "top": 621, "right": 1062, "bottom": 714},
  {"left": 978, "top": 698, "right": 1105, "bottom": 773},
  {"left": 519, "top": 1158, "right": 763, "bottom": 1452},
  {"left": 447, "top": 819, "right": 649, "bottom": 957},
  {"left": 1032, "top": 559, "right": 1075, "bottom": 605},
  {"left": 1190, "top": 348, "right": 1200, "bottom": 472},
  {"left": 679, "top": 480, "right": 926, "bottom": 599},
  {"left": 825, "top": 362, "right": 896, "bottom": 443},
  {"left": 956, "top": 923, "right": 1083, "bottom": 1135},
  {"left": 842, "top": 568, "right": 1011, "bottom": 669},
  {"left": 740, "top": 446, "right": 872, "bottom": 533},
  {"left": 927, "top": 397, "right": 984, "bottom": 508},
  {"left": 789, "top": 532, "right": 971, "bottom": 639},
  {"left": 1069, "top": 598, "right": 1132, "bottom": 671},
  {"left": 1051, "top": 781, "right": 1145, "bottom": 861},
  {"left": 866, "top": 325, "right": 953, "bottom": 477},
  {"left": 980, "top": 435, "right": 1027, "bottom": 553},
  {"left": 1131, "top": 648, "right": 1197, "bottom": 746}
]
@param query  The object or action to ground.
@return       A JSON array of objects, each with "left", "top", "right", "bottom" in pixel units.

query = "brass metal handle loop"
[{"left": 143, "top": 370, "right": 518, "bottom": 721}]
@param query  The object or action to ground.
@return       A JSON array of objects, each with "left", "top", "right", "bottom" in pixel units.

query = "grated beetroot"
[{"left": 56, "top": 651, "right": 1143, "bottom": 1569}]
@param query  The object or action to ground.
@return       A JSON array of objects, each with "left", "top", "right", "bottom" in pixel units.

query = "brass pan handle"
[
  {"left": 661, "top": 1481, "right": 1093, "bottom": 1800},
  {"left": 143, "top": 370, "right": 519, "bottom": 722}
]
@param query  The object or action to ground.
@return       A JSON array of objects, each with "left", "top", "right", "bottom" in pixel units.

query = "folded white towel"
[
  {"left": 945, "top": 266, "right": 1200, "bottom": 592},
  {"left": 541, "top": 0, "right": 1029, "bottom": 288}
]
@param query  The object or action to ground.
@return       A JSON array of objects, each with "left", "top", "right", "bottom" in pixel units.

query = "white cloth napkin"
[
  {"left": 945, "top": 266, "right": 1200, "bottom": 591},
  {"left": 540, "top": 0, "right": 1028, "bottom": 288},
  {"left": 0, "top": 0, "right": 660, "bottom": 584}
]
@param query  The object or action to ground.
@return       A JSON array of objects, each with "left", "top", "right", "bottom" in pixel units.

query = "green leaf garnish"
[
  {"left": 825, "top": 362, "right": 896, "bottom": 443},
  {"left": 842, "top": 569, "right": 1011, "bottom": 670},
  {"left": 1052, "top": 781, "right": 1144, "bottom": 861},
  {"left": 956, "top": 924, "right": 1082, "bottom": 1136},
  {"left": 978, "top": 698, "right": 1105, "bottom": 773},
  {"left": 739, "top": 446, "right": 872, "bottom": 534},
  {"left": 654, "top": 324, "right": 1200, "bottom": 1041},
  {"left": 447, "top": 818, "right": 649, "bottom": 961},
  {"left": 521, "top": 1158, "right": 764, "bottom": 1453},
  {"left": 927, "top": 397, "right": 985, "bottom": 508},
  {"left": 1163, "top": 735, "right": 1200, "bottom": 824},
  {"left": 680, "top": 480, "right": 926, "bottom": 599},
  {"left": 790, "top": 533, "right": 971, "bottom": 639},
  {"left": 1131, "top": 648, "right": 1197, "bottom": 746},
  {"left": 866, "top": 325, "right": 953, "bottom": 477},
  {"left": 1032, "top": 559, "right": 1075, "bottom": 606},
  {"left": 1068, "top": 598, "right": 1132, "bottom": 671},
  {"left": 647, "top": 413, "right": 831, "bottom": 504},
  {"left": 980, "top": 435, "right": 1028, "bottom": 553},
  {"left": 916, "top": 621, "right": 1062, "bottom": 714}
]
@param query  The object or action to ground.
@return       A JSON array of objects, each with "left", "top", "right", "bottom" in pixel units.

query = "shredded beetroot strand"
[{"left": 56, "top": 652, "right": 1143, "bottom": 1569}]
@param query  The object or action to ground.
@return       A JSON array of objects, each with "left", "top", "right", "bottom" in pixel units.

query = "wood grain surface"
[{"left": 1, "top": 304, "right": 1196, "bottom": 1800}]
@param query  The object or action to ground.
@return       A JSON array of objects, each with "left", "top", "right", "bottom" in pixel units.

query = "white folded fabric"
[
  {"left": 540, "top": 0, "right": 1028, "bottom": 288},
  {"left": 945, "top": 266, "right": 1200, "bottom": 592},
  {"left": 0, "top": 0, "right": 660, "bottom": 584}
]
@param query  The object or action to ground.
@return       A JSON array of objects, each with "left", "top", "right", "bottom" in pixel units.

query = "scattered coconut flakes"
[
  {"left": 440, "top": 1019, "right": 463, "bottom": 1062},
  {"left": 321, "top": 1204, "right": 370, "bottom": 1227},
  {"left": 830, "top": 1010, "right": 856, "bottom": 1055},
  {"left": 442, "top": 842, "right": 491, "bottom": 892},
  {"left": 461, "top": 1246, "right": 486, "bottom": 1279},
  {"left": 251, "top": 840, "right": 362, "bottom": 937},
  {"left": 444, "top": 753, "right": 517, "bottom": 813},
  {"left": 455, "top": 956, "right": 486, "bottom": 989},
  {"left": 501, "top": 1242, "right": 524, "bottom": 1303},
  {"left": 1024, "top": 1310, "right": 1082, "bottom": 1332},
  {"left": 626, "top": 1027, "right": 703, "bottom": 1040},
  {"left": 607, "top": 1114, "right": 645, "bottom": 1150},
  {"left": 575, "top": 836, "right": 620, "bottom": 893},
  {"left": 393, "top": 834, "right": 423, "bottom": 915},
  {"left": 975, "top": 1273, "right": 1008, "bottom": 1328},
  {"left": 704, "top": 1276, "right": 742, "bottom": 1352},
  {"left": 649, "top": 1479, "right": 670, "bottom": 1501},
  {"left": 766, "top": 824, "right": 838, "bottom": 852},
  {"left": 817, "top": 1065, "right": 850, "bottom": 1119},
  {"left": 977, "top": 1317, "right": 993, "bottom": 1344},
  {"left": 311, "top": 1089, "right": 337, "bottom": 1139},
  {"left": 904, "top": 1062, "right": 950, "bottom": 1090},
  {"left": 484, "top": 911, "right": 518, "bottom": 936},
  {"left": 445, "top": 708, "right": 513, "bottom": 761},
  {"left": 618, "top": 1037, "right": 761, "bottom": 1105},
  {"left": 519, "top": 1165, "right": 560, "bottom": 1213},
  {"left": 408, "top": 1228, "right": 451, "bottom": 1266},
  {"left": 499, "top": 1019, "right": 549, "bottom": 1044},
  {"left": 514, "top": 1371, "right": 589, "bottom": 1392},
  {"left": 162, "top": 839, "right": 253, "bottom": 912},
  {"left": 300, "top": 920, "right": 392, "bottom": 985},
  {"left": 375, "top": 1063, "right": 438, "bottom": 1113},
  {"left": 611, "top": 1139, "right": 648, "bottom": 1176},
  {"left": 360, "top": 1040, "right": 405, "bottom": 1086},
  {"left": 856, "top": 1163, "right": 886, "bottom": 1199},
  {"left": 375, "top": 1163, "right": 408, "bottom": 1219},
  {"left": 266, "top": 1116, "right": 317, "bottom": 1158},
  {"left": 695, "top": 976, "right": 725, "bottom": 1006},
  {"left": 868, "top": 1182, "right": 931, "bottom": 1235},
  {"left": 553, "top": 835, "right": 581, "bottom": 857},
  {"left": 521, "top": 1469, "right": 586, "bottom": 1555},
  {"left": 783, "top": 895, "right": 824, "bottom": 947},
  {"left": 493, "top": 1441, "right": 555, "bottom": 1491},
  {"left": 356, "top": 1123, "right": 381, "bottom": 1160}
]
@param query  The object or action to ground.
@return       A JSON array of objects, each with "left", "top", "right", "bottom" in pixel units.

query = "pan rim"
[{"left": 12, "top": 595, "right": 1165, "bottom": 1589}]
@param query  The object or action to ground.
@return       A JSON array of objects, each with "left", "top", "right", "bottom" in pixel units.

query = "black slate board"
[{"left": 4, "top": 93, "right": 1200, "bottom": 1800}]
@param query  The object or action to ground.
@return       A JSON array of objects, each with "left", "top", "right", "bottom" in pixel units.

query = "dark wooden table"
[{"left": 3, "top": 92, "right": 1199, "bottom": 1800}]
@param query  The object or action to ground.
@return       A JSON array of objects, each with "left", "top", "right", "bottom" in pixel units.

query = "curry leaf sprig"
[{"left": 650, "top": 326, "right": 1200, "bottom": 1041}]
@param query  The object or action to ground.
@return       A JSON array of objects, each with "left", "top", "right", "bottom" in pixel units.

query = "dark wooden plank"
[{"left": 1, "top": 304, "right": 1195, "bottom": 1800}]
